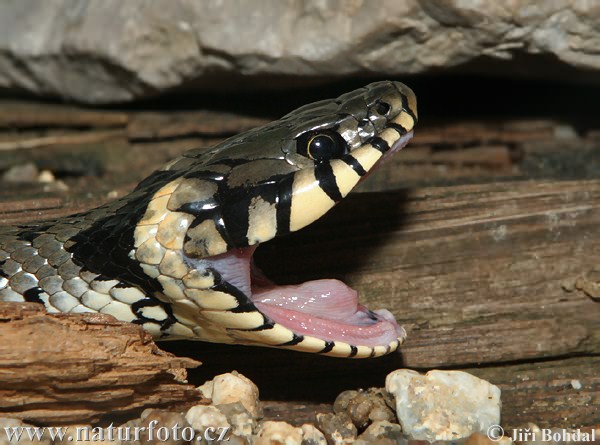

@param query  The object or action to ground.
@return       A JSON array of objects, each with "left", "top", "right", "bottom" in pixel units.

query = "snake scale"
[{"left": 0, "top": 81, "right": 417, "bottom": 358}]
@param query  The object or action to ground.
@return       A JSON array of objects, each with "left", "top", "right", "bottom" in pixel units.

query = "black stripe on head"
[
  {"left": 319, "top": 341, "right": 335, "bottom": 353},
  {"left": 315, "top": 161, "right": 343, "bottom": 202},
  {"left": 369, "top": 137, "right": 390, "bottom": 153},
  {"left": 399, "top": 92, "right": 418, "bottom": 122},
  {"left": 342, "top": 155, "right": 367, "bottom": 177},
  {"left": 387, "top": 122, "right": 408, "bottom": 136},
  {"left": 276, "top": 174, "right": 294, "bottom": 236}
]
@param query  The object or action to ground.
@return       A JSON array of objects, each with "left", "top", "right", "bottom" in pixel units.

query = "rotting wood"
[{"left": 0, "top": 302, "right": 202, "bottom": 425}]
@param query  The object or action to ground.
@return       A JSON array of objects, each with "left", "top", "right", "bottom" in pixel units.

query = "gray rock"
[
  {"left": 300, "top": 424, "right": 327, "bottom": 445},
  {"left": 214, "top": 402, "right": 255, "bottom": 442},
  {"left": 358, "top": 421, "right": 406, "bottom": 443},
  {"left": 0, "top": 1, "right": 599, "bottom": 103},
  {"left": 386, "top": 369, "right": 501, "bottom": 442},
  {"left": 315, "top": 412, "right": 357, "bottom": 445},
  {"left": 333, "top": 388, "right": 397, "bottom": 431}
]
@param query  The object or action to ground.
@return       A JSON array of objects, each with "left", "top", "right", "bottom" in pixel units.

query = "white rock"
[
  {"left": 385, "top": 369, "right": 501, "bottom": 441},
  {"left": 254, "top": 421, "right": 303, "bottom": 445},
  {"left": 184, "top": 405, "right": 230, "bottom": 433},
  {"left": 300, "top": 424, "right": 327, "bottom": 445},
  {"left": 197, "top": 371, "right": 261, "bottom": 417}
]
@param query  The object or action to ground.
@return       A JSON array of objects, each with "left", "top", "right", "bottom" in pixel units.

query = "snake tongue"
[
  {"left": 252, "top": 279, "right": 404, "bottom": 348},
  {"left": 253, "top": 279, "right": 360, "bottom": 321}
]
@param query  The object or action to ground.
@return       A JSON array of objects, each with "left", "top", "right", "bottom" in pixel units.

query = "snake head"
[{"left": 129, "top": 81, "right": 417, "bottom": 357}]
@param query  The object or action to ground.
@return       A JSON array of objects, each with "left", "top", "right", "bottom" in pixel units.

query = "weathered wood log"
[
  {"left": 0, "top": 101, "right": 598, "bottom": 428},
  {"left": 0, "top": 302, "right": 202, "bottom": 425},
  {"left": 1, "top": 179, "right": 597, "bottom": 427}
]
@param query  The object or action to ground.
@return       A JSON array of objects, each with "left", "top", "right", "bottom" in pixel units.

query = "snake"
[{"left": 0, "top": 81, "right": 417, "bottom": 358}]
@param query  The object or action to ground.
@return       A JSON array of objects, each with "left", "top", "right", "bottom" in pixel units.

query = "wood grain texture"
[
  {"left": 0, "top": 101, "right": 599, "bottom": 427},
  {"left": 0, "top": 302, "right": 202, "bottom": 425}
]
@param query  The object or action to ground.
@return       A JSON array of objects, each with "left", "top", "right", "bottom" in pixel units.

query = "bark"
[{"left": 0, "top": 303, "right": 202, "bottom": 425}]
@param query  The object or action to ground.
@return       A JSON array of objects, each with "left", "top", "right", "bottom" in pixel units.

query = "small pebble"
[
  {"left": 386, "top": 369, "right": 501, "bottom": 441},
  {"left": 301, "top": 423, "right": 327, "bottom": 445},
  {"left": 334, "top": 388, "right": 396, "bottom": 430},
  {"left": 37, "top": 170, "right": 56, "bottom": 183},
  {"left": 185, "top": 405, "right": 230, "bottom": 436},
  {"left": 359, "top": 421, "right": 405, "bottom": 443},
  {"left": 3, "top": 163, "right": 39, "bottom": 183},
  {"left": 215, "top": 402, "right": 255, "bottom": 441},
  {"left": 254, "top": 421, "right": 303, "bottom": 445},
  {"left": 315, "top": 412, "right": 357, "bottom": 444},
  {"left": 198, "top": 371, "right": 261, "bottom": 417}
]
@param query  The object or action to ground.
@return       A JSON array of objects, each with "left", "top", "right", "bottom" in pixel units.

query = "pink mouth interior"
[
  {"left": 188, "top": 131, "right": 413, "bottom": 348},
  {"left": 193, "top": 246, "right": 404, "bottom": 348}
]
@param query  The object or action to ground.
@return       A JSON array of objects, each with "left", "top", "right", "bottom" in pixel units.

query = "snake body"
[{"left": 0, "top": 81, "right": 417, "bottom": 358}]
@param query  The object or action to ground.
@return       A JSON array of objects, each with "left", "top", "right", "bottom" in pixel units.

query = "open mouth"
[{"left": 189, "top": 131, "right": 413, "bottom": 350}]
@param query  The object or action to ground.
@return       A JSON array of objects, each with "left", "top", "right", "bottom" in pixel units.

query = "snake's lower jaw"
[
  {"left": 186, "top": 243, "right": 407, "bottom": 358},
  {"left": 253, "top": 280, "right": 405, "bottom": 348}
]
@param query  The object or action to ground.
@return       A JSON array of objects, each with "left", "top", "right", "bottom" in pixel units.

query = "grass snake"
[{"left": 0, "top": 81, "right": 417, "bottom": 358}]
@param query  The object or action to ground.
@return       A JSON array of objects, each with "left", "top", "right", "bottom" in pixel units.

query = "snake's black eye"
[
  {"left": 375, "top": 100, "right": 391, "bottom": 116},
  {"left": 297, "top": 130, "right": 347, "bottom": 161}
]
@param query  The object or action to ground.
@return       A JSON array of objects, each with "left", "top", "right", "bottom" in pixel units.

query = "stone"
[
  {"left": 197, "top": 371, "right": 261, "bottom": 418},
  {"left": 215, "top": 402, "right": 255, "bottom": 442},
  {"left": 333, "top": 388, "right": 397, "bottom": 430},
  {"left": 385, "top": 369, "right": 501, "bottom": 442},
  {"left": 359, "top": 421, "right": 405, "bottom": 443},
  {"left": 315, "top": 412, "right": 357, "bottom": 445},
  {"left": 1, "top": 1, "right": 599, "bottom": 104},
  {"left": 184, "top": 405, "right": 230, "bottom": 435},
  {"left": 2, "top": 164, "right": 39, "bottom": 183},
  {"left": 300, "top": 424, "right": 327, "bottom": 445},
  {"left": 254, "top": 421, "right": 303, "bottom": 445}
]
